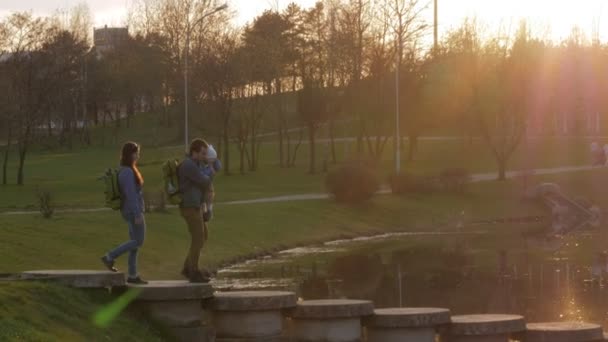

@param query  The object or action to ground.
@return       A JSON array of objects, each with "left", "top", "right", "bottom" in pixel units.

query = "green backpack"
[
  {"left": 162, "top": 159, "right": 182, "bottom": 205},
  {"left": 102, "top": 168, "right": 121, "bottom": 210}
]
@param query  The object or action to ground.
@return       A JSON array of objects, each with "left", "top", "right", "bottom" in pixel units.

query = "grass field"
[
  {"left": 3, "top": 167, "right": 608, "bottom": 278},
  {"left": 2, "top": 127, "right": 608, "bottom": 340},
  {"left": 0, "top": 134, "right": 599, "bottom": 210}
]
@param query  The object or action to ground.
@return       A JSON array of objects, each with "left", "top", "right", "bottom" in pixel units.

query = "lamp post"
[{"left": 184, "top": 3, "right": 229, "bottom": 152}]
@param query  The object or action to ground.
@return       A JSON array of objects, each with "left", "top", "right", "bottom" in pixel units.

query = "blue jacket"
[
  {"left": 178, "top": 157, "right": 211, "bottom": 208},
  {"left": 119, "top": 167, "right": 144, "bottom": 218}
]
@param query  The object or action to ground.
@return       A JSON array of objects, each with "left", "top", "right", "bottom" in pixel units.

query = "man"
[{"left": 179, "top": 138, "right": 211, "bottom": 282}]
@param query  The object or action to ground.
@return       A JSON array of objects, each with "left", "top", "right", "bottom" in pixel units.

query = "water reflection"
[{"left": 214, "top": 232, "right": 608, "bottom": 329}]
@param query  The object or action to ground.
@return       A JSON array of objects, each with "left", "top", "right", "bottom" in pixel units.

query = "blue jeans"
[{"left": 107, "top": 213, "right": 146, "bottom": 278}]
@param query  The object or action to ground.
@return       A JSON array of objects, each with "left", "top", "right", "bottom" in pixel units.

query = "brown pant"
[{"left": 180, "top": 207, "right": 208, "bottom": 275}]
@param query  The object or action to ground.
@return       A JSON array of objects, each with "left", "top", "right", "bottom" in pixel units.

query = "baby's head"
[{"left": 206, "top": 145, "right": 218, "bottom": 162}]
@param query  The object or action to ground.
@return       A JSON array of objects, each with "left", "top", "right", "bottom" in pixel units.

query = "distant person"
[
  {"left": 200, "top": 145, "right": 221, "bottom": 222},
  {"left": 179, "top": 139, "right": 212, "bottom": 283},
  {"left": 101, "top": 142, "right": 147, "bottom": 284}
]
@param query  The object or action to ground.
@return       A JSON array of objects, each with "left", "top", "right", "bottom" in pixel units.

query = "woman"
[{"left": 101, "top": 142, "right": 147, "bottom": 284}]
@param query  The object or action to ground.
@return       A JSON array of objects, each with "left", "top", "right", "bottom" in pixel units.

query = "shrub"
[
  {"left": 36, "top": 189, "right": 54, "bottom": 219},
  {"left": 326, "top": 163, "right": 379, "bottom": 203},
  {"left": 439, "top": 168, "right": 471, "bottom": 193},
  {"left": 389, "top": 173, "right": 437, "bottom": 195}
]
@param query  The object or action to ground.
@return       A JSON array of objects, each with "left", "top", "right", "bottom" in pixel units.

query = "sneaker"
[
  {"left": 101, "top": 256, "right": 118, "bottom": 272},
  {"left": 181, "top": 268, "right": 191, "bottom": 279},
  {"left": 199, "top": 268, "right": 212, "bottom": 278},
  {"left": 127, "top": 276, "right": 148, "bottom": 285},
  {"left": 189, "top": 271, "right": 210, "bottom": 283}
]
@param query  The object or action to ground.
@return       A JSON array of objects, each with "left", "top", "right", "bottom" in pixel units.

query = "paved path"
[{"left": 0, "top": 164, "right": 598, "bottom": 216}]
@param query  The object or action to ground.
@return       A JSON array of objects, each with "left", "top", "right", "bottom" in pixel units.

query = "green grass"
[
  {"left": 0, "top": 135, "right": 599, "bottom": 210},
  {"left": 0, "top": 281, "right": 165, "bottom": 341},
  {"left": 1, "top": 154, "right": 607, "bottom": 339},
  {"left": 0, "top": 168, "right": 577, "bottom": 278}
]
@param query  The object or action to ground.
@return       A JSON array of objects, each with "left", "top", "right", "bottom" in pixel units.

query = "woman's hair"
[{"left": 120, "top": 141, "right": 144, "bottom": 185}]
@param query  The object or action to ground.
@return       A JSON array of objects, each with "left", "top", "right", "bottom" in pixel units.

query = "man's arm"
[{"left": 182, "top": 159, "right": 211, "bottom": 188}]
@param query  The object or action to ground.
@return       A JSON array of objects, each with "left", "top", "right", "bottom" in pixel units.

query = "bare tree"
[
  {"left": 474, "top": 23, "right": 544, "bottom": 180},
  {"left": 338, "top": 0, "right": 373, "bottom": 153},
  {"left": 193, "top": 29, "right": 241, "bottom": 174}
]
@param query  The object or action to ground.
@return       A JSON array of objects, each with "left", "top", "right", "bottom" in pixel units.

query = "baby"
[{"left": 200, "top": 145, "right": 221, "bottom": 222}]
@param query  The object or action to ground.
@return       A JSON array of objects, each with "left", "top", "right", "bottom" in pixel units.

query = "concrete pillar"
[
  {"left": 446, "top": 314, "right": 525, "bottom": 342},
  {"left": 210, "top": 291, "right": 296, "bottom": 341},
  {"left": 364, "top": 307, "right": 451, "bottom": 342},
  {"left": 525, "top": 322, "right": 603, "bottom": 342},
  {"left": 129, "top": 280, "right": 215, "bottom": 342},
  {"left": 290, "top": 299, "right": 374, "bottom": 342}
]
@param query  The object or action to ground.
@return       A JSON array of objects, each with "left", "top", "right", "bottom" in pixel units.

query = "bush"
[
  {"left": 439, "top": 168, "right": 471, "bottom": 193},
  {"left": 389, "top": 173, "right": 437, "bottom": 195},
  {"left": 326, "top": 163, "right": 379, "bottom": 203},
  {"left": 36, "top": 189, "right": 54, "bottom": 219}
]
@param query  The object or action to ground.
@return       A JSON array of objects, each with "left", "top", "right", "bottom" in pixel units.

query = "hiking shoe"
[
  {"left": 101, "top": 256, "right": 118, "bottom": 272},
  {"left": 189, "top": 271, "right": 210, "bottom": 283},
  {"left": 199, "top": 268, "right": 212, "bottom": 278},
  {"left": 181, "top": 268, "right": 191, "bottom": 279},
  {"left": 127, "top": 276, "right": 148, "bottom": 285}
]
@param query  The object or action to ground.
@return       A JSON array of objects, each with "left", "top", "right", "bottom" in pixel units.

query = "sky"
[{"left": 1, "top": 0, "right": 608, "bottom": 42}]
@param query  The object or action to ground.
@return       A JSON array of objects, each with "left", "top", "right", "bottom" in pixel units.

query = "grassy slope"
[
  {"left": 6, "top": 166, "right": 608, "bottom": 279},
  {"left": 0, "top": 136, "right": 596, "bottom": 210},
  {"left": 0, "top": 176, "right": 538, "bottom": 278},
  {"left": 0, "top": 281, "right": 164, "bottom": 342}
]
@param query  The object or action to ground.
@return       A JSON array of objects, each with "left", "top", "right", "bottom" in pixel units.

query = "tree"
[
  {"left": 193, "top": 30, "right": 241, "bottom": 175},
  {"left": 298, "top": 79, "right": 328, "bottom": 174},
  {"left": 242, "top": 10, "right": 292, "bottom": 167},
  {"left": 0, "top": 19, "right": 13, "bottom": 185},
  {"left": 442, "top": 19, "right": 483, "bottom": 145},
  {"left": 474, "top": 23, "right": 544, "bottom": 180},
  {"left": 41, "top": 30, "right": 88, "bottom": 148},
  {"left": 338, "top": 0, "right": 373, "bottom": 153},
  {"left": 129, "top": 0, "right": 231, "bottom": 139},
  {"left": 2, "top": 13, "right": 54, "bottom": 185}
]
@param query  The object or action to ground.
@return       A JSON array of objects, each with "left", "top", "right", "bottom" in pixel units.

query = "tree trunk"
[
  {"left": 276, "top": 80, "right": 284, "bottom": 168},
  {"left": 2, "top": 127, "right": 11, "bottom": 185},
  {"left": 408, "top": 135, "right": 419, "bottom": 162},
  {"left": 291, "top": 127, "right": 304, "bottom": 167},
  {"left": 278, "top": 120, "right": 284, "bottom": 168},
  {"left": 126, "top": 98, "right": 134, "bottom": 129},
  {"left": 329, "top": 119, "right": 336, "bottom": 163},
  {"left": 286, "top": 125, "right": 291, "bottom": 167},
  {"left": 17, "top": 144, "right": 27, "bottom": 186},
  {"left": 47, "top": 112, "right": 53, "bottom": 137},
  {"left": 239, "top": 144, "right": 245, "bottom": 174},
  {"left": 497, "top": 158, "right": 507, "bottom": 181},
  {"left": 223, "top": 125, "right": 230, "bottom": 176},
  {"left": 249, "top": 136, "right": 256, "bottom": 172},
  {"left": 308, "top": 122, "right": 316, "bottom": 174}
]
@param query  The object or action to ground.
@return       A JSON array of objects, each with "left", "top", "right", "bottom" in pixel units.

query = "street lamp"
[{"left": 184, "top": 3, "right": 229, "bottom": 152}]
